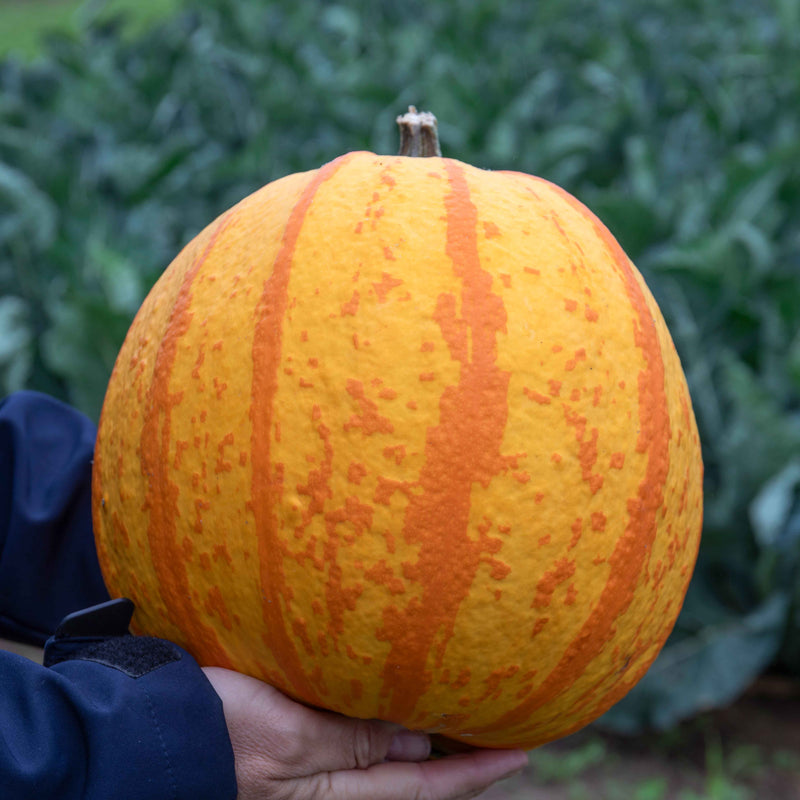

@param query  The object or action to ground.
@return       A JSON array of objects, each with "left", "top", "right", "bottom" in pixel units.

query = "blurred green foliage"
[
  {"left": 0, "top": 0, "right": 180, "bottom": 60},
  {"left": 1, "top": 0, "right": 799, "bottom": 732}
]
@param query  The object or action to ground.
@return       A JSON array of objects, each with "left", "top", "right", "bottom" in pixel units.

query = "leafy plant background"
[{"left": 1, "top": 0, "right": 799, "bottom": 734}]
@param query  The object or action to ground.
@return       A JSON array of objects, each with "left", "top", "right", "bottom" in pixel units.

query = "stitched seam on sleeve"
[{"left": 143, "top": 685, "right": 179, "bottom": 800}]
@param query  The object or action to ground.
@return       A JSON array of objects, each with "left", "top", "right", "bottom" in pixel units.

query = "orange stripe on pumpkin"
[
  {"left": 139, "top": 212, "right": 236, "bottom": 667},
  {"left": 250, "top": 154, "right": 354, "bottom": 706},
  {"left": 377, "top": 159, "right": 512, "bottom": 722}
]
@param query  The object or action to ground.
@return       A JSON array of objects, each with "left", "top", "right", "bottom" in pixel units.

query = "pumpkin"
[{"left": 92, "top": 108, "right": 703, "bottom": 749}]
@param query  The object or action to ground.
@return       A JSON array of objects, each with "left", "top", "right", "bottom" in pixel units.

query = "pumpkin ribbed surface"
[{"left": 92, "top": 151, "right": 703, "bottom": 749}]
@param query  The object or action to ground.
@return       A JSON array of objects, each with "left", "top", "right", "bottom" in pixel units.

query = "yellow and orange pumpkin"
[{"left": 92, "top": 110, "right": 703, "bottom": 749}]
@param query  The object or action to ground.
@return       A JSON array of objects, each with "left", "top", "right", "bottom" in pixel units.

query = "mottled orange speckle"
[
  {"left": 591, "top": 512, "right": 607, "bottom": 531},
  {"left": 215, "top": 432, "right": 234, "bottom": 474},
  {"left": 341, "top": 291, "right": 360, "bottom": 316},
  {"left": 364, "top": 560, "right": 405, "bottom": 594},
  {"left": 483, "top": 221, "right": 501, "bottom": 239},
  {"left": 565, "top": 348, "right": 587, "bottom": 372},
  {"left": 569, "top": 518, "right": 583, "bottom": 549},
  {"left": 173, "top": 440, "right": 189, "bottom": 469},
  {"left": 532, "top": 558, "right": 576, "bottom": 609},
  {"left": 479, "top": 665, "right": 519, "bottom": 701},
  {"left": 383, "top": 445, "right": 407, "bottom": 465},
  {"left": 565, "top": 584, "right": 578, "bottom": 605},
  {"left": 192, "top": 345, "right": 205, "bottom": 383},
  {"left": 531, "top": 618, "right": 549, "bottom": 638},
  {"left": 373, "top": 272, "right": 403, "bottom": 303},
  {"left": 344, "top": 379, "right": 394, "bottom": 436},
  {"left": 524, "top": 387, "right": 551, "bottom": 405},
  {"left": 564, "top": 407, "right": 603, "bottom": 495},
  {"left": 213, "top": 543, "right": 233, "bottom": 565},
  {"left": 452, "top": 669, "right": 471, "bottom": 689},
  {"left": 373, "top": 475, "right": 414, "bottom": 506}
]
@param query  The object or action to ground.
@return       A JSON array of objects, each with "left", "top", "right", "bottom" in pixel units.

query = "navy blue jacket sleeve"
[
  {"left": 0, "top": 390, "right": 109, "bottom": 644},
  {"left": 0, "top": 392, "right": 237, "bottom": 799},
  {"left": 0, "top": 640, "right": 236, "bottom": 799}
]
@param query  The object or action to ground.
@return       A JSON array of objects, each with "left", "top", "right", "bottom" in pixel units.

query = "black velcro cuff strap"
[{"left": 44, "top": 598, "right": 182, "bottom": 678}]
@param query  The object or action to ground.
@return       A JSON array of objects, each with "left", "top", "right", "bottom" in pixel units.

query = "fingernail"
[{"left": 387, "top": 730, "right": 432, "bottom": 761}]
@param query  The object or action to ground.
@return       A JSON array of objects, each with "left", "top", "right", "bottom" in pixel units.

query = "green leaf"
[
  {"left": 0, "top": 161, "right": 58, "bottom": 250},
  {"left": 749, "top": 460, "right": 800, "bottom": 549},
  {"left": 0, "top": 295, "right": 32, "bottom": 392}
]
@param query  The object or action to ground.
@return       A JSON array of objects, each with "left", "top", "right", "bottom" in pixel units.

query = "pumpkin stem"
[{"left": 396, "top": 106, "right": 441, "bottom": 157}]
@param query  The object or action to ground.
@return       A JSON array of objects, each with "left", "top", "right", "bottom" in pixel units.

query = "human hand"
[{"left": 202, "top": 667, "right": 528, "bottom": 800}]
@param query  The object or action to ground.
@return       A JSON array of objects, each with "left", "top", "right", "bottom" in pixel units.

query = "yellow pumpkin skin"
[{"left": 92, "top": 151, "right": 703, "bottom": 749}]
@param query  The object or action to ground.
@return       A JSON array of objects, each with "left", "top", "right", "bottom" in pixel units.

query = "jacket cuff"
[{"left": 42, "top": 599, "right": 237, "bottom": 800}]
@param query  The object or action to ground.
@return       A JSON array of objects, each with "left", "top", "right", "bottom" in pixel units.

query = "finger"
[
  {"left": 286, "top": 702, "right": 431, "bottom": 774},
  {"left": 316, "top": 747, "right": 529, "bottom": 800}
]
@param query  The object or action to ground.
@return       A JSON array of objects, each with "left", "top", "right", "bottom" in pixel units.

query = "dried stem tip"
[{"left": 396, "top": 106, "right": 442, "bottom": 157}]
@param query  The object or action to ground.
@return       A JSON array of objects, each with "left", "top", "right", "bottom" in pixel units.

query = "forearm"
[
  {"left": 0, "top": 625, "right": 236, "bottom": 799},
  {"left": 0, "top": 391, "right": 109, "bottom": 643}
]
